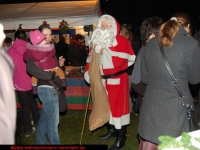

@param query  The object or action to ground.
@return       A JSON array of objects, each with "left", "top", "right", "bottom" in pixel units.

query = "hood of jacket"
[
  {"left": 25, "top": 43, "right": 55, "bottom": 61},
  {"left": 10, "top": 39, "right": 27, "bottom": 56}
]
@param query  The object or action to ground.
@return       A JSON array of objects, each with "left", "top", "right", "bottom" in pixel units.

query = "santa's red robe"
[{"left": 84, "top": 15, "right": 136, "bottom": 129}]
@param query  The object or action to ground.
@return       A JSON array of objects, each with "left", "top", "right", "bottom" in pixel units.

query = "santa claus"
[{"left": 84, "top": 14, "right": 135, "bottom": 150}]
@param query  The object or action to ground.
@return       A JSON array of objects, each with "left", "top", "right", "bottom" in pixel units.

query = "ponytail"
[
  {"left": 159, "top": 12, "right": 192, "bottom": 47},
  {"left": 158, "top": 20, "right": 179, "bottom": 47}
]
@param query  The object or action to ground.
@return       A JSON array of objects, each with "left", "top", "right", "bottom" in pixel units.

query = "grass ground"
[{"left": 16, "top": 108, "right": 139, "bottom": 150}]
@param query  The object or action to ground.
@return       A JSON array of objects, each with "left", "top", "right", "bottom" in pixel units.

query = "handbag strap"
[{"left": 159, "top": 45, "right": 188, "bottom": 107}]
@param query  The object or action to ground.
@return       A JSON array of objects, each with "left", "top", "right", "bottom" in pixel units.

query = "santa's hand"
[
  {"left": 95, "top": 45, "right": 103, "bottom": 54},
  {"left": 100, "top": 48, "right": 104, "bottom": 54}
]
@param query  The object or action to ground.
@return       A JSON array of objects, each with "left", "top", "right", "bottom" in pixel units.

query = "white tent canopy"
[{"left": 0, "top": 0, "right": 100, "bottom": 30}]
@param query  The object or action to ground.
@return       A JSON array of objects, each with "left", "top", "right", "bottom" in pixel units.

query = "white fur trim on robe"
[
  {"left": 102, "top": 48, "right": 114, "bottom": 69},
  {"left": 84, "top": 71, "right": 90, "bottom": 84},
  {"left": 128, "top": 55, "right": 136, "bottom": 66},
  {"left": 112, "top": 38, "right": 118, "bottom": 46},
  {"left": 102, "top": 47, "right": 135, "bottom": 69},
  {"left": 107, "top": 78, "right": 120, "bottom": 85},
  {"left": 95, "top": 45, "right": 102, "bottom": 53},
  {"left": 109, "top": 113, "right": 130, "bottom": 129}
]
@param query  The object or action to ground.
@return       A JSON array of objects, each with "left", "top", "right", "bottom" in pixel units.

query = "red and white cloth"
[{"left": 84, "top": 15, "right": 136, "bottom": 129}]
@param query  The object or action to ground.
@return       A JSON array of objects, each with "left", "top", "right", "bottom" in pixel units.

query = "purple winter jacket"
[{"left": 7, "top": 39, "right": 32, "bottom": 91}]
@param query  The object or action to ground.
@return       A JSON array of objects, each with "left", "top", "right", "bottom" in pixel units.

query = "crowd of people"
[{"left": 0, "top": 11, "right": 200, "bottom": 150}]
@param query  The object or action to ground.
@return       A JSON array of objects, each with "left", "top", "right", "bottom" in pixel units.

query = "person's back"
[
  {"left": 55, "top": 36, "right": 69, "bottom": 66},
  {"left": 7, "top": 33, "right": 32, "bottom": 91},
  {"left": 143, "top": 28, "right": 199, "bottom": 87},
  {"left": 7, "top": 28, "right": 40, "bottom": 138},
  {"left": 138, "top": 12, "right": 200, "bottom": 148},
  {"left": 131, "top": 16, "right": 163, "bottom": 116},
  {"left": 68, "top": 34, "right": 84, "bottom": 66}
]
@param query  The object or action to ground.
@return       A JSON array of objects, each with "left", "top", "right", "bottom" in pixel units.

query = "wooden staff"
[{"left": 80, "top": 88, "right": 91, "bottom": 145}]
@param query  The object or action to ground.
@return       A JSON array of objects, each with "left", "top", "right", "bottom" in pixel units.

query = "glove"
[
  {"left": 32, "top": 85, "right": 37, "bottom": 95},
  {"left": 94, "top": 45, "right": 102, "bottom": 53},
  {"left": 61, "top": 79, "right": 66, "bottom": 87}
]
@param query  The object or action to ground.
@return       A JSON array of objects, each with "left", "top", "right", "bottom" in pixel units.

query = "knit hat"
[{"left": 30, "top": 30, "right": 45, "bottom": 45}]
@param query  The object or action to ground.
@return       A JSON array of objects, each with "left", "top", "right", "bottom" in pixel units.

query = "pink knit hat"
[{"left": 30, "top": 30, "right": 45, "bottom": 45}]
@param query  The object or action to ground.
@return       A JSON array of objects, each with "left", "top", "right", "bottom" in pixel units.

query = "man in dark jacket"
[
  {"left": 68, "top": 34, "right": 85, "bottom": 66},
  {"left": 55, "top": 36, "right": 69, "bottom": 66}
]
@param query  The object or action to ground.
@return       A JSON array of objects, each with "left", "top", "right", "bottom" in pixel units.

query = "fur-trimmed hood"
[
  {"left": 8, "top": 39, "right": 27, "bottom": 56},
  {"left": 26, "top": 43, "right": 54, "bottom": 52},
  {"left": 24, "top": 43, "right": 56, "bottom": 62},
  {"left": 24, "top": 43, "right": 58, "bottom": 69}
]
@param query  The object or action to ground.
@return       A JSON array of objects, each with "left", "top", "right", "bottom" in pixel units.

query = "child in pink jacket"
[{"left": 23, "top": 30, "right": 66, "bottom": 94}]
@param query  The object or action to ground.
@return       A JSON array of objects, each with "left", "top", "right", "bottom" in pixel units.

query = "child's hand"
[{"left": 59, "top": 56, "right": 65, "bottom": 67}]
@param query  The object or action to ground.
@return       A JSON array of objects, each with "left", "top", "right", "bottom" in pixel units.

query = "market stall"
[{"left": 65, "top": 76, "right": 92, "bottom": 110}]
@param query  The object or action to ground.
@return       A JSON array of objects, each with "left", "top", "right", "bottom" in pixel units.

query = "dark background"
[
  {"left": 100, "top": 0, "right": 200, "bottom": 35},
  {"left": 1, "top": 0, "right": 200, "bottom": 35}
]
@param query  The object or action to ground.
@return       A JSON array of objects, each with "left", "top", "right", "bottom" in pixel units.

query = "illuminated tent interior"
[{"left": 0, "top": 0, "right": 99, "bottom": 31}]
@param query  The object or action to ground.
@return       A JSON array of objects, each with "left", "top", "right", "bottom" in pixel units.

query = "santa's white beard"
[{"left": 90, "top": 28, "right": 115, "bottom": 48}]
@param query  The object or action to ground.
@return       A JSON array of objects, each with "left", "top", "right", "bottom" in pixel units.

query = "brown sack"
[{"left": 88, "top": 50, "right": 110, "bottom": 131}]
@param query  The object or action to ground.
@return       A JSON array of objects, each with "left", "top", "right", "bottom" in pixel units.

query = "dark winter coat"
[
  {"left": 68, "top": 40, "right": 84, "bottom": 66},
  {"left": 138, "top": 26, "right": 200, "bottom": 144},
  {"left": 55, "top": 41, "right": 69, "bottom": 66}
]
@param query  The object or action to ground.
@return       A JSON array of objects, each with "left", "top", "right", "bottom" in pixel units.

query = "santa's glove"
[
  {"left": 32, "top": 86, "right": 37, "bottom": 95},
  {"left": 61, "top": 79, "right": 66, "bottom": 87},
  {"left": 95, "top": 45, "right": 103, "bottom": 53}
]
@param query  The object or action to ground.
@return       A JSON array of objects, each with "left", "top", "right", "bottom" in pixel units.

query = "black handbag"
[
  {"left": 49, "top": 80, "right": 67, "bottom": 112},
  {"left": 159, "top": 45, "right": 200, "bottom": 131}
]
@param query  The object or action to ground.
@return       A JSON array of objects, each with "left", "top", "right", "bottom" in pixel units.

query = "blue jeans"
[{"left": 35, "top": 86, "right": 60, "bottom": 144}]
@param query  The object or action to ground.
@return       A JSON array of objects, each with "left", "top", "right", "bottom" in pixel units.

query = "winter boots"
[
  {"left": 99, "top": 124, "right": 127, "bottom": 150},
  {"left": 109, "top": 136, "right": 126, "bottom": 150},
  {"left": 99, "top": 124, "right": 118, "bottom": 140}
]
